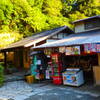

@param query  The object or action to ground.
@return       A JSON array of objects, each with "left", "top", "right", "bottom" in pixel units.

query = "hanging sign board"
[
  {"left": 84, "top": 43, "right": 97, "bottom": 53},
  {"left": 59, "top": 47, "right": 66, "bottom": 53},
  {"left": 84, "top": 43, "right": 100, "bottom": 53},
  {"left": 65, "top": 46, "right": 80, "bottom": 55},
  {"left": 96, "top": 43, "right": 100, "bottom": 52},
  {"left": 44, "top": 49, "right": 52, "bottom": 56}
]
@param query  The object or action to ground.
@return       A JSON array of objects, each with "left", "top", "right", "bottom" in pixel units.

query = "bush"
[{"left": 0, "top": 65, "right": 4, "bottom": 86}]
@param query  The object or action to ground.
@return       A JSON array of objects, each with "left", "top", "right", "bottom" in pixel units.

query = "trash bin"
[{"left": 26, "top": 75, "right": 34, "bottom": 84}]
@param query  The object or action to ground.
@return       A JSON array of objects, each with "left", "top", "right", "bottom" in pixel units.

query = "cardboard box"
[{"left": 93, "top": 66, "right": 100, "bottom": 85}]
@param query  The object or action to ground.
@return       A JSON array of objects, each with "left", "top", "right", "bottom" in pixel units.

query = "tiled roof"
[
  {"left": 73, "top": 15, "right": 100, "bottom": 23},
  {"left": 1, "top": 26, "right": 73, "bottom": 50}
]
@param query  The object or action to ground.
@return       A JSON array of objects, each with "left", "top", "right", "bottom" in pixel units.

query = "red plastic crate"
[{"left": 52, "top": 76, "right": 62, "bottom": 85}]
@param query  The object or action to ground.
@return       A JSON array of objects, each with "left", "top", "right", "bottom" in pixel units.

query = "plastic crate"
[{"left": 26, "top": 75, "right": 34, "bottom": 84}]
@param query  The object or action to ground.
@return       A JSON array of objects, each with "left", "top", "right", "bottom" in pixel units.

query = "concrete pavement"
[
  {"left": 0, "top": 81, "right": 100, "bottom": 100},
  {"left": 25, "top": 84, "right": 100, "bottom": 100}
]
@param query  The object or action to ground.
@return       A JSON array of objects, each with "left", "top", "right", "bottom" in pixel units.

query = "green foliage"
[
  {"left": 43, "top": 0, "right": 62, "bottom": 16},
  {"left": 61, "top": 0, "right": 100, "bottom": 21},
  {"left": 0, "top": 32, "right": 23, "bottom": 47},
  {"left": 69, "top": 11, "right": 87, "bottom": 22},
  {"left": 47, "top": 16, "right": 71, "bottom": 29},
  {"left": 0, "top": 0, "right": 13, "bottom": 24},
  {"left": 78, "top": 0, "right": 100, "bottom": 16},
  {"left": 0, "top": 0, "right": 99, "bottom": 47},
  {"left": 0, "top": 65, "right": 4, "bottom": 87},
  {"left": 61, "top": 0, "right": 77, "bottom": 15}
]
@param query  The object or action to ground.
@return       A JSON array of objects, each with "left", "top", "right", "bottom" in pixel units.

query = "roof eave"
[{"left": 72, "top": 15, "right": 100, "bottom": 24}]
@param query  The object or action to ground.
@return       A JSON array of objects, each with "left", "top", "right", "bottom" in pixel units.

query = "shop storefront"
[
  {"left": 30, "top": 43, "right": 100, "bottom": 86},
  {"left": 29, "top": 15, "right": 100, "bottom": 86}
]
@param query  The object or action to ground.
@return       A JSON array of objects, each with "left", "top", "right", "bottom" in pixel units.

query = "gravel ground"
[{"left": 0, "top": 81, "right": 100, "bottom": 100}]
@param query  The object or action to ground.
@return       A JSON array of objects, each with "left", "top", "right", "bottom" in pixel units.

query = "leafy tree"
[
  {"left": 61, "top": 0, "right": 78, "bottom": 16},
  {"left": 43, "top": 0, "right": 71, "bottom": 28},
  {"left": 0, "top": 0, "right": 100, "bottom": 47},
  {"left": 0, "top": 32, "right": 23, "bottom": 48},
  {"left": 69, "top": 11, "right": 87, "bottom": 22},
  {"left": 78, "top": 0, "right": 100, "bottom": 16},
  {"left": 43, "top": 0, "right": 63, "bottom": 16},
  {"left": 0, "top": 0, "right": 13, "bottom": 30}
]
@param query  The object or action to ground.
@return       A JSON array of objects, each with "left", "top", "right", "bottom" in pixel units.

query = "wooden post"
[
  {"left": 98, "top": 53, "right": 100, "bottom": 66},
  {"left": 4, "top": 51, "right": 7, "bottom": 71},
  {"left": 93, "top": 53, "right": 100, "bottom": 85}
]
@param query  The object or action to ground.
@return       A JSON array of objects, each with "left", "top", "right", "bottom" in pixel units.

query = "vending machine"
[{"left": 51, "top": 53, "right": 63, "bottom": 85}]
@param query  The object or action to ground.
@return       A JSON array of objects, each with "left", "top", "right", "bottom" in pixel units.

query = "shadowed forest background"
[{"left": 0, "top": 0, "right": 100, "bottom": 47}]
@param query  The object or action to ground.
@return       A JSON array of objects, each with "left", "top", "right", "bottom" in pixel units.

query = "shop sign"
[
  {"left": 84, "top": 43, "right": 100, "bottom": 53},
  {"left": 44, "top": 48, "right": 59, "bottom": 55},
  {"left": 65, "top": 46, "right": 80, "bottom": 55},
  {"left": 96, "top": 43, "right": 100, "bottom": 52},
  {"left": 59, "top": 47, "right": 66, "bottom": 53},
  {"left": 44, "top": 49, "right": 52, "bottom": 55}
]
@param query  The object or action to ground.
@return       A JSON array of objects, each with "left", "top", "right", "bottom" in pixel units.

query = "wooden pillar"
[
  {"left": 98, "top": 53, "right": 100, "bottom": 66},
  {"left": 93, "top": 53, "right": 100, "bottom": 85},
  {"left": 4, "top": 51, "right": 7, "bottom": 71}
]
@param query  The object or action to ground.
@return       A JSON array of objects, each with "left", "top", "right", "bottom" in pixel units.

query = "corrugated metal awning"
[{"left": 33, "top": 29, "right": 100, "bottom": 49}]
